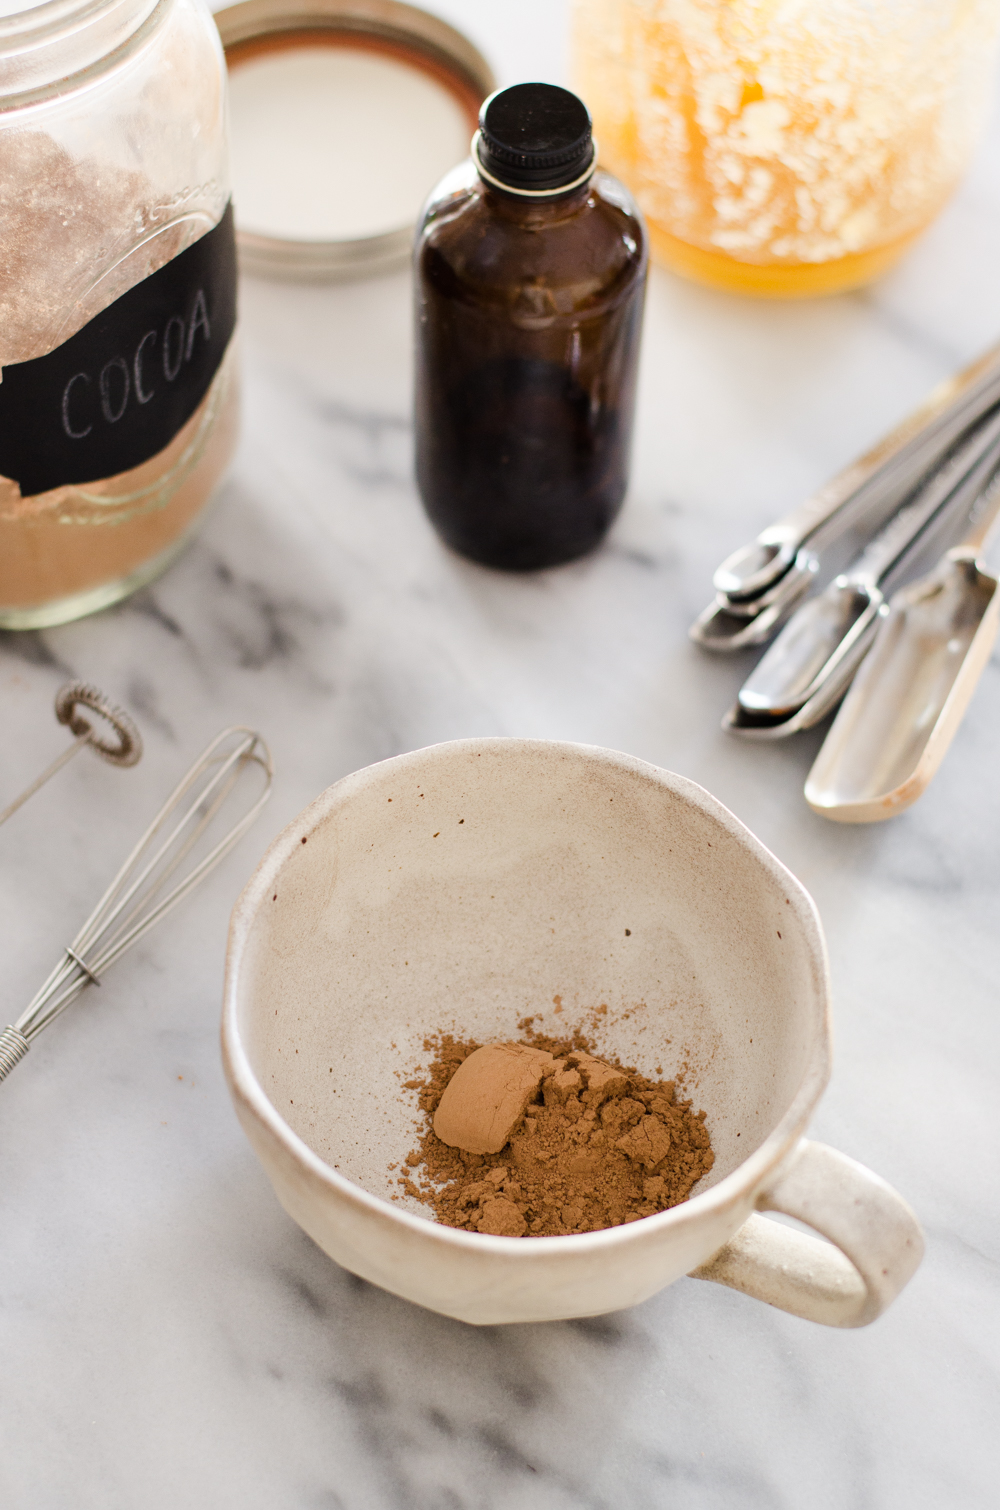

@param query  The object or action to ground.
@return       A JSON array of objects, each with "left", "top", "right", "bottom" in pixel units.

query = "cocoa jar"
[{"left": 0, "top": 0, "right": 238, "bottom": 628}]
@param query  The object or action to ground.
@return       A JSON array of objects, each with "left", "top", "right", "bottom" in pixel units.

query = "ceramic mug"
[{"left": 222, "top": 739, "right": 923, "bottom": 1327}]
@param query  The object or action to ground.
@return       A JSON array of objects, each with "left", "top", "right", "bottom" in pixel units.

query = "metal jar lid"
[{"left": 215, "top": 0, "right": 494, "bottom": 281}]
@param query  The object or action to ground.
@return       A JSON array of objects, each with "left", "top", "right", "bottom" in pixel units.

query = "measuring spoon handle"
[
  {"left": 847, "top": 405, "right": 1000, "bottom": 591},
  {"left": 715, "top": 342, "right": 1000, "bottom": 600}
]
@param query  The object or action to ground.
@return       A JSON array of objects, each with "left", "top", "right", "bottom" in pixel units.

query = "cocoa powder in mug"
[{"left": 399, "top": 1017, "right": 714, "bottom": 1237}]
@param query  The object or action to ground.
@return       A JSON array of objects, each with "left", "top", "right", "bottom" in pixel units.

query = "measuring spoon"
[
  {"left": 688, "top": 562, "right": 818, "bottom": 651},
  {"left": 725, "top": 405, "right": 1000, "bottom": 736},
  {"left": 713, "top": 340, "right": 1000, "bottom": 604},
  {"left": 804, "top": 476, "right": 1000, "bottom": 821},
  {"left": 693, "top": 343, "right": 1000, "bottom": 653}
]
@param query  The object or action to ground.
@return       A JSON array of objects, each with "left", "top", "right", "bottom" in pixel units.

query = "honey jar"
[{"left": 574, "top": 0, "right": 1000, "bottom": 297}]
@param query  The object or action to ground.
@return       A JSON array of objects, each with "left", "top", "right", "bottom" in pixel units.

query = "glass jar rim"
[
  {"left": 0, "top": 0, "right": 165, "bottom": 63},
  {"left": 0, "top": 0, "right": 165, "bottom": 106},
  {"left": 0, "top": 0, "right": 120, "bottom": 47}
]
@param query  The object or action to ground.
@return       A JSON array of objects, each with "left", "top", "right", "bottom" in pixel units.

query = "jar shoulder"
[{"left": 417, "top": 166, "right": 647, "bottom": 310}]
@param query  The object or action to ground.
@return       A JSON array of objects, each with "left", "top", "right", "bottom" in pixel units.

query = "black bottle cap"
[{"left": 477, "top": 83, "right": 594, "bottom": 192}]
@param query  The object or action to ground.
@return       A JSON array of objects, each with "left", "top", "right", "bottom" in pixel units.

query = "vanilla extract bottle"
[{"left": 414, "top": 82, "right": 647, "bottom": 571}]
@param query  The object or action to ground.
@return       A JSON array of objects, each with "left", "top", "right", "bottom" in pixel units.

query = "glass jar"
[
  {"left": 573, "top": 0, "right": 1000, "bottom": 298},
  {"left": 0, "top": 0, "right": 237, "bottom": 629},
  {"left": 415, "top": 83, "right": 647, "bottom": 571}
]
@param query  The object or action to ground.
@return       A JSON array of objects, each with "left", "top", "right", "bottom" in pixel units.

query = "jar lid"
[{"left": 215, "top": 0, "right": 495, "bottom": 281}]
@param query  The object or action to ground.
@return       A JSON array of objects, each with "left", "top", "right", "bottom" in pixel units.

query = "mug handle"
[{"left": 689, "top": 1138, "right": 924, "bottom": 1327}]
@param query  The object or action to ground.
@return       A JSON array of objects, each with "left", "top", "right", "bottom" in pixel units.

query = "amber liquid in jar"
[
  {"left": 574, "top": 0, "right": 1000, "bottom": 298},
  {"left": 415, "top": 83, "right": 647, "bottom": 570}
]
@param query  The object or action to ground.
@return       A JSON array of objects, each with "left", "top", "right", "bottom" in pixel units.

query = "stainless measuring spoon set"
[{"left": 693, "top": 342, "right": 1000, "bottom": 820}]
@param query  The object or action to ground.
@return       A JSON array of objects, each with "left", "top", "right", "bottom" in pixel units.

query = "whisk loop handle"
[
  {"left": 0, "top": 1026, "right": 30, "bottom": 1082},
  {"left": 55, "top": 683, "right": 142, "bottom": 767},
  {"left": 0, "top": 682, "right": 142, "bottom": 830}
]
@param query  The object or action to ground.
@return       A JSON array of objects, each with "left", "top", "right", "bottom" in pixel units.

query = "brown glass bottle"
[{"left": 414, "top": 83, "right": 647, "bottom": 571}]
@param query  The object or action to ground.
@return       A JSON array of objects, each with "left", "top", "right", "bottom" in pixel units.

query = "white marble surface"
[{"left": 4, "top": 5, "right": 1000, "bottom": 1506}]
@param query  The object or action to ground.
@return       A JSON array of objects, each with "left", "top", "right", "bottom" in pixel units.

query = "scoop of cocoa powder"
[{"left": 398, "top": 1022, "right": 714, "bottom": 1237}]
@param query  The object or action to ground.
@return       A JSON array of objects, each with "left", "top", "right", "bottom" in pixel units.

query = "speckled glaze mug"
[{"left": 222, "top": 739, "right": 923, "bottom": 1327}]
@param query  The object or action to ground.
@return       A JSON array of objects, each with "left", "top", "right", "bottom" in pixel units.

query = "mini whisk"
[
  {"left": 0, "top": 726, "right": 273, "bottom": 1084},
  {"left": 0, "top": 682, "right": 143, "bottom": 829}
]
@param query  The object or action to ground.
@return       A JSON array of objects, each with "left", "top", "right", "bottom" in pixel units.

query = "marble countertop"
[{"left": 4, "top": 5, "right": 1000, "bottom": 1506}]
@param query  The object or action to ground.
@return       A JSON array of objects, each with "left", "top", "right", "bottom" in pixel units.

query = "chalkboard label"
[{"left": 0, "top": 202, "right": 237, "bottom": 498}]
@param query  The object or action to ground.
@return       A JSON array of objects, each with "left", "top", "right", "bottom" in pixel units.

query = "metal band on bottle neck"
[{"left": 471, "top": 130, "right": 598, "bottom": 199}]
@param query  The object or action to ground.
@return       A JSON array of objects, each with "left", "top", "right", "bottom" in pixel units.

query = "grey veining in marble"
[{"left": 3, "top": 5, "right": 1000, "bottom": 1506}]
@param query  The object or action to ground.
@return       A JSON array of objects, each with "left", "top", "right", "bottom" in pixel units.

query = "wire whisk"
[{"left": 0, "top": 726, "right": 273, "bottom": 1084}]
